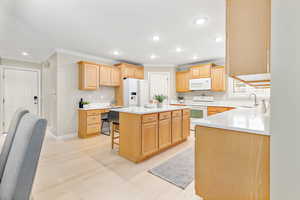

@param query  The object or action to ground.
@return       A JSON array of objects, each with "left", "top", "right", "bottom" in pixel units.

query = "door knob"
[{"left": 34, "top": 96, "right": 38, "bottom": 104}]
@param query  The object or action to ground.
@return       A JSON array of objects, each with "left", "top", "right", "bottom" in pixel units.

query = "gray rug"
[{"left": 148, "top": 148, "right": 194, "bottom": 189}]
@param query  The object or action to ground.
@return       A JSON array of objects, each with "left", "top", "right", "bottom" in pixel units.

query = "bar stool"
[
  {"left": 101, "top": 113, "right": 110, "bottom": 136},
  {"left": 108, "top": 111, "right": 119, "bottom": 150}
]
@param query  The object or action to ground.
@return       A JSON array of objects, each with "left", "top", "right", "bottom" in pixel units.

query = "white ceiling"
[{"left": 0, "top": 0, "right": 225, "bottom": 65}]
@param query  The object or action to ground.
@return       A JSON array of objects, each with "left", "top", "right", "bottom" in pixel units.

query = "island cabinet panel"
[
  {"left": 172, "top": 111, "right": 183, "bottom": 143},
  {"left": 158, "top": 112, "right": 172, "bottom": 149},
  {"left": 195, "top": 126, "right": 270, "bottom": 200},
  {"left": 182, "top": 109, "right": 190, "bottom": 139},
  {"left": 141, "top": 121, "right": 159, "bottom": 157}
]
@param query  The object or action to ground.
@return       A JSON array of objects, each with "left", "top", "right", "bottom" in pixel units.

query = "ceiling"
[{"left": 0, "top": 0, "right": 225, "bottom": 65}]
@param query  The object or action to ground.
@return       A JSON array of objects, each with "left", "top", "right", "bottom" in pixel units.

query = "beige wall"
[{"left": 143, "top": 66, "right": 177, "bottom": 101}]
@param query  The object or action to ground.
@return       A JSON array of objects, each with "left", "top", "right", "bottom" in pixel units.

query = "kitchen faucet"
[{"left": 249, "top": 93, "right": 259, "bottom": 107}]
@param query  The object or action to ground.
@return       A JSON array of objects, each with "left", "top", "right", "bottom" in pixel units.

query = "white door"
[
  {"left": 2, "top": 68, "right": 40, "bottom": 132},
  {"left": 148, "top": 72, "right": 170, "bottom": 103}
]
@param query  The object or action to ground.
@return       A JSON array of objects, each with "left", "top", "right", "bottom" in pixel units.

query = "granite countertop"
[
  {"left": 172, "top": 100, "right": 256, "bottom": 108},
  {"left": 110, "top": 105, "right": 190, "bottom": 114},
  {"left": 193, "top": 108, "right": 270, "bottom": 136}
]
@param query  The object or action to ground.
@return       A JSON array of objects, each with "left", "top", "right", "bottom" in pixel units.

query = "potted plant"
[{"left": 153, "top": 94, "right": 167, "bottom": 108}]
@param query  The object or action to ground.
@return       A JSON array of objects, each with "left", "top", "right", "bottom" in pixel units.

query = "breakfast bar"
[{"left": 111, "top": 106, "right": 191, "bottom": 163}]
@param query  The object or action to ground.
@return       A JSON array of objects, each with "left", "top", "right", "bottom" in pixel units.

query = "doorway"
[
  {"left": 0, "top": 66, "right": 41, "bottom": 133},
  {"left": 148, "top": 72, "right": 170, "bottom": 103}
]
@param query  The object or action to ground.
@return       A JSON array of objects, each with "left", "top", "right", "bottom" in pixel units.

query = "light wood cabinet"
[
  {"left": 195, "top": 126, "right": 270, "bottom": 199},
  {"left": 207, "top": 106, "right": 235, "bottom": 116},
  {"left": 182, "top": 109, "right": 190, "bottom": 139},
  {"left": 142, "top": 121, "right": 159, "bottom": 157},
  {"left": 78, "top": 61, "right": 99, "bottom": 90},
  {"left": 159, "top": 112, "right": 172, "bottom": 149},
  {"left": 78, "top": 109, "right": 109, "bottom": 138},
  {"left": 172, "top": 111, "right": 182, "bottom": 143},
  {"left": 119, "top": 109, "right": 190, "bottom": 163},
  {"left": 176, "top": 71, "right": 190, "bottom": 93},
  {"left": 226, "top": 0, "right": 271, "bottom": 76},
  {"left": 211, "top": 66, "right": 226, "bottom": 92},
  {"left": 99, "top": 65, "right": 120, "bottom": 87},
  {"left": 190, "top": 64, "right": 212, "bottom": 79}
]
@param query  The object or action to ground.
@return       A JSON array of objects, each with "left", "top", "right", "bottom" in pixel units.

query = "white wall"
[{"left": 271, "top": 0, "right": 300, "bottom": 199}]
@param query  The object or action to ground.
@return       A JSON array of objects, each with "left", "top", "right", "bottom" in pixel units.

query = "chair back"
[
  {"left": 0, "top": 108, "right": 29, "bottom": 182},
  {"left": 108, "top": 111, "right": 119, "bottom": 123},
  {"left": 0, "top": 113, "right": 47, "bottom": 200}
]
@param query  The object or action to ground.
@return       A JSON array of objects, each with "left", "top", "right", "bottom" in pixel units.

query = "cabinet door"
[
  {"left": 191, "top": 64, "right": 211, "bottom": 79},
  {"left": 182, "top": 114, "right": 190, "bottom": 139},
  {"left": 142, "top": 121, "right": 158, "bottom": 156},
  {"left": 134, "top": 68, "right": 144, "bottom": 79},
  {"left": 123, "top": 67, "right": 135, "bottom": 78},
  {"left": 211, "top": 66, "right": 226, "bottom": 92},
  {"left": 172, "top": 116, "right": 182, "bottom": 143},
  {"left": 79, "top": 62, "right": 99, "bottom": 90},
  {"left": 227, "top": 0, "right": 271, "bottom": 76},
  {"left": 111, "top": 67, "right": 120, "bottom": 86},
  {"left": 99, "top": 65, "right": 112, "bottom": 86},
  {"left": 176, "top": 71, "right": 190, "bottom": 92},
  {"left": 159, "top": 119, "right": 172, "bottom": 149}
]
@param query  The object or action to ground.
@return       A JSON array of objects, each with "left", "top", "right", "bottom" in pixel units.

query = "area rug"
[{"left": 148, "top": 147, "right": 194, "bottom": 189}]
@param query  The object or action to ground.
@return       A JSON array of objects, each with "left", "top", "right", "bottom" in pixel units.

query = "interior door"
[
  {"left": 148, "top": 72, "right": 170, "bottom": 102},
  {"left": 3, "top": 68, "right": 39, "bottom": 132}
]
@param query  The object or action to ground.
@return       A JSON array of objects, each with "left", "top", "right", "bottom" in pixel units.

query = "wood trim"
[{"left": 244, "top": 80, "right": 271, "bottom": 83}]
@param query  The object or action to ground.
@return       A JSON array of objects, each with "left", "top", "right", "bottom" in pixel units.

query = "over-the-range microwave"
[{"left": 189, "top": 78, "right": 212, "bottom": 90}]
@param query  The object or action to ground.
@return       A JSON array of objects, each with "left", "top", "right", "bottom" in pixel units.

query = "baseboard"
[{"left": 46, "top": 129, "right": 77, "bottom": 140}]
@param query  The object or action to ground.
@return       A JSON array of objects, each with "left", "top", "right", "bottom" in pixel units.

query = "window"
[{"left": 229, "top": 78, "right": 270, "bottom": 98}]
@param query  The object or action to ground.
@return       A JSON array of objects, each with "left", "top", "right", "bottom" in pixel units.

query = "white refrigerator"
[{"left": 123, "top": 78, "right": 149, "bottom": 107}]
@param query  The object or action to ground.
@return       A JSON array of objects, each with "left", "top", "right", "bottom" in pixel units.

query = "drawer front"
[
  {"left": 87, "top": 110, "right": 102, "bottom": 116},
  {"left": 208, "top": 106, "right": 231, "bottom": 113},
  {"left": 143, "top": 113, "right": 158, "bottom": 123},
  {"left": 182, "top": 109, "right": 190, "bottom": 116},
  {"left": 159, "top": 112, "right": 171, "bottom": 120},
  {"left": 172, "top": 110, "right": 182, "bottom": 118},
  {"left": 87, "top": 124, "right": 100, "bottom": 134},
  {"left": 87, "top": 115, "right": 100, "bottom": 125}
]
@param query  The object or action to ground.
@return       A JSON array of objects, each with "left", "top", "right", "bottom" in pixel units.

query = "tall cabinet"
[{"left": 226, "top": 0, "right": 271, "bottom": 76}]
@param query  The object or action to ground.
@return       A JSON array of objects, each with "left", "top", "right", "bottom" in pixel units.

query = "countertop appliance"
[
  {"left": 189, "top": 78, "right": 212, "bottom": 90},
  {"left": 123, "top": 78, "right": 149, "bottom": 107}
]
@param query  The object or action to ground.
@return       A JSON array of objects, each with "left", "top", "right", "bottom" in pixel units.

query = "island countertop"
[
  {"left": 110, "top": 105, "right": 190, "bottom": 114},
  {"left": 193, "top": 108, "right": 270, "bottom": 136}
]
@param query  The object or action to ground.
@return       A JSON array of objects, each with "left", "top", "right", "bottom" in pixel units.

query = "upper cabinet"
[
  {"left": 176, "top": 71, "right": 190, "bottom": 93},
  {"left": 190, "top": 64, "right": 212, "bottom": 79},
  {"left": 211, "top": 66, "right": 226, "bottom": 92},
  {"left": 226, "top": 0, "right": 271, "bottom": 76},
  {"left": 78, "top": 61, "right": 99, "bottom": 90},
  {"left": 99, "top": 65, "right": 120, "bottom": 87},
  {"left": 117, "top": 63, "right": 144, "bottom": 79}
]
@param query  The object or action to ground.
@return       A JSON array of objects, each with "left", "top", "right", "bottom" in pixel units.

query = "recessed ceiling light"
[
  {"left": 113, "top": 51, "right": 120, "bottom": 55},
  {"left": 150, "top": 54, "right": 157, "bottom": 59},
  {"left": 22, "top": 52, "right": 29, "bottom": 56},
  {"left": 215, "top": 37, "right": 223, "bottom": 43},
  {"left": 152, "top": 35, "right": 160, "bottom": 42},
  {"left": 176, "top": 47, "right": 183, "bottom": 52},
  {"left": 193, "top": 55, "right": 198, "bottom": 60},
  {"left": 195, "top": 17, "right": 208, "bottom": 25}
]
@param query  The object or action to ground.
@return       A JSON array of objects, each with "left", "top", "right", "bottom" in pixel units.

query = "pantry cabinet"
[
  {"left": 226, "top": 0, "right": 271, "bottom": 76},
  {"left": 211, "top": 66, "right": 226, "bottom": 92},
  {"left": 78, "top": 61, "right": 99, "bottom": 90}
]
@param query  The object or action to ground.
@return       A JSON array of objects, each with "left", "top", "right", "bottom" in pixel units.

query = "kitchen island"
[
  {"left": 111, "top": 106, "right": 191, "bottom": 163},
  {"left": 194, "top": 108, "right": 270, "bottom": 200}
]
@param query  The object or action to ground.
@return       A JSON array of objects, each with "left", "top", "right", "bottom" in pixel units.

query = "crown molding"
[{"left": 143, "top": 64, "right": 176, "bottom": 68}]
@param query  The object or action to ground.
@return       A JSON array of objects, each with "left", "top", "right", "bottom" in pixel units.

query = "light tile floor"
[{"left": 30, "top": 133, "right": 202, "bottom": 200}]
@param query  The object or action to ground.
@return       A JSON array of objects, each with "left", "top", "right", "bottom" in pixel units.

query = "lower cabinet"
[
  {"left": 142, "top": 121, "right": 159, "bottom": 157},
  {"left": 172, "top": 112, "right": 183, "bottom": 143},
  {"left": 182, "top": 109, "right": 190, "bottom": 139},
  {"left": 159, "top": 118, "right": 172, "bottom": 149}
]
